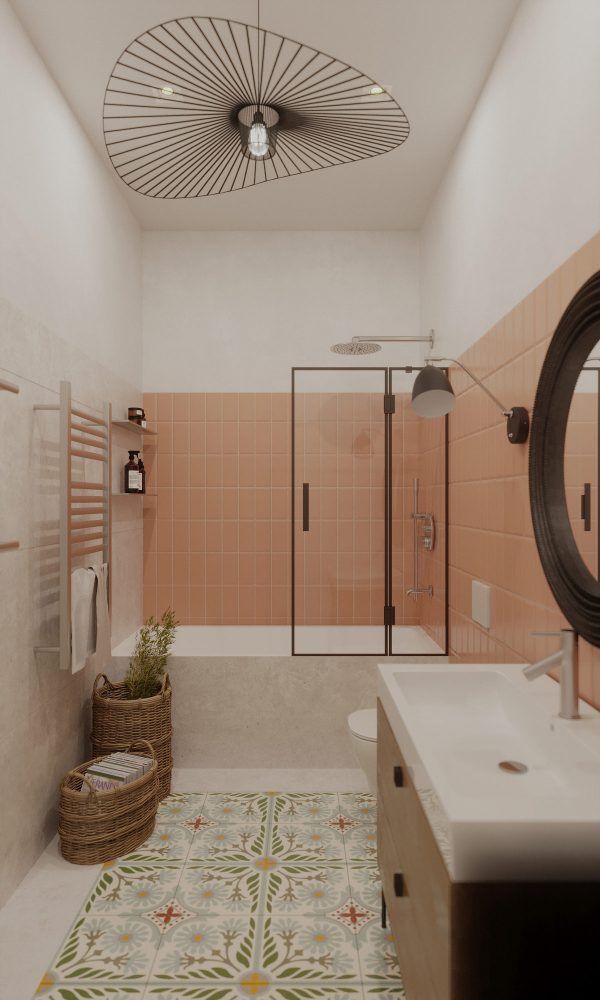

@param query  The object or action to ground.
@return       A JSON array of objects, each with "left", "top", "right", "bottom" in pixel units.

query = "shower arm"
[
  {"left": 352, "top": 334, "right": 435, "bottom": 349},
  {"left": 427, "top": 356, "right": 512, "bottom": 417}
]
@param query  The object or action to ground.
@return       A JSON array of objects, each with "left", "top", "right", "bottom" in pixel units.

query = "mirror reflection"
[{"left": 564, "top": 344, "right": 600, "bottom": 578}]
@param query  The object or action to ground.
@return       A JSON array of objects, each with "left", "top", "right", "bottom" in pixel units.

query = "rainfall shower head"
[
  {"left": 330, "top": 341, "right": 382, "bottom": 355},
  {"left": 330, "top": 332, "right": 435, "bottom": 356}
]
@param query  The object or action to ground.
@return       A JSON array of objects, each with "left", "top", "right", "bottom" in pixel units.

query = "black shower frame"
[{"left": 290, "top": 366, "right": 449, "bottom": 656}]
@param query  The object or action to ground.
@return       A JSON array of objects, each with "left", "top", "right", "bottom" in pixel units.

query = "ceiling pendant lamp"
[
  {"left": 103, "top": 5, "right": 410, "bottom": 199},
  {"left": 237, "top": 2, "right": 278, "bottom": 162},
  {"left": 237, "top": 106, "right": 279, "bottom": 161}
]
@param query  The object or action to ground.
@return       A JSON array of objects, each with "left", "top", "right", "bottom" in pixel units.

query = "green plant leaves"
[{"left": 125, "top": 608, "right": 178, "bottom": 699}]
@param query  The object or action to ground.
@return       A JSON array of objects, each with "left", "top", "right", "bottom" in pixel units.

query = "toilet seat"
[{"left": 348, "top": 708, "right": 377, "bottom": 743}]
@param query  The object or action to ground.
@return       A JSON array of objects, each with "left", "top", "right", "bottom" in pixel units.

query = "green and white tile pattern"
[{"left": 34, "top": 792, "right": 404, "bottom": 999}]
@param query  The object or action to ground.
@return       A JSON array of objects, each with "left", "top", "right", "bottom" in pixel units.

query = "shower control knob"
[{"left": 421, "top": 514, "right": 436, "bottom": 551}]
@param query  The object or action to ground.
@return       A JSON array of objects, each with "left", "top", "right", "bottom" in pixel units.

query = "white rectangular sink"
[{"left": 378, "top": 663, "right": 600, "bottom": 881}]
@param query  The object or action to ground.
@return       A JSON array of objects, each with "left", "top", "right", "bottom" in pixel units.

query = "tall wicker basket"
[
  {"left": 59, "top": 741, "right": 159, "bottom": 865},
  {"left": 91, "top": 673, "right": 172, "bottom": 800}
]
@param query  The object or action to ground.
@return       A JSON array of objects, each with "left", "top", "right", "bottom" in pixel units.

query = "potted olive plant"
[{"left": 91, "top": 609, "right": 178, "bottom": 799}]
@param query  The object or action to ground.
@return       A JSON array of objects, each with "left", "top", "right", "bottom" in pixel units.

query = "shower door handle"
[{"left": 302, "top": 483, "right": 310, "bottom": 531}]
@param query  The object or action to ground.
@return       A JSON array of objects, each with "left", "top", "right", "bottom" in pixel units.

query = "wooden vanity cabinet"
[{"left": 377, "top": 699, "right": 600, "bottom": 1000}]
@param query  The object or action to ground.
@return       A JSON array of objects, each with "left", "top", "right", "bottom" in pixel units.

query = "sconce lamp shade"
[{"left": 411, "top": 365, "right": 455, "bottom": 417}]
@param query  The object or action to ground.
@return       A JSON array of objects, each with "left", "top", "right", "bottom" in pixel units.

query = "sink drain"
[{"left": 498, "top": 760, "right": 528, "bottom": 774}]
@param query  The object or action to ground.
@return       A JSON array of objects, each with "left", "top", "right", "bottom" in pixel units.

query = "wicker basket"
[
  {"left": 91, "top": 673, "right": 172, "bottom": 800},
  {"left": 59, "top": 740, "right": 159, "bottom": 865}
]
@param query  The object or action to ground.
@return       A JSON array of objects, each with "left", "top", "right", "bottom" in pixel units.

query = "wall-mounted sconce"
[
  {"left": 328, "top": 331, "right": 529, "bottom": 444},
  {"left": 412, "top": 357, "right": 529, "bottom": 444}
]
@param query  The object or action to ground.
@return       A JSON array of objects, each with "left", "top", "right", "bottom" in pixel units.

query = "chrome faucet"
[{"left": 523, "top": 629, "right": 580, "bottom": 720}]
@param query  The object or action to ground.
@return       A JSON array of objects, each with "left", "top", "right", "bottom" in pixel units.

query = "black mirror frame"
[{"left": 529, "top": 269, "right": 600, "bottom": 646}]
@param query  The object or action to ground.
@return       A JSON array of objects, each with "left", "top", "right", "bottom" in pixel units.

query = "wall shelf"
[
  {"left": 112, "top": 490, "right": 157, "bottom": 497},
  {"left": 112, "top": 420, "right": 157, "bottom": 436}
]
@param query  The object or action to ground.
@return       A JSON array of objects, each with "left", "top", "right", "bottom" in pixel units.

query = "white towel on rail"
[
  {"left": 70, "top": 567, "right": 96, "bottom": 673},
  {"left": 89, "top": 563, "right": 111, "bottom": 672}
]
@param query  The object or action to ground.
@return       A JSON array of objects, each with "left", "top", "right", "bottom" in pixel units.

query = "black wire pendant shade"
[{"left": 103, "top": 16, "right": 410, "bottom": 199}]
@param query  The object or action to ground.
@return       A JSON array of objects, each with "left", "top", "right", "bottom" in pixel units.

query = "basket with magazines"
[{"left": 58, "top": 740, "right": 159, "bottom": 864}]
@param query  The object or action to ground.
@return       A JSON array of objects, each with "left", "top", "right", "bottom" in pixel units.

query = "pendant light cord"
[{"left": 257, "top": 0, "right": 261, "bottom": 110}]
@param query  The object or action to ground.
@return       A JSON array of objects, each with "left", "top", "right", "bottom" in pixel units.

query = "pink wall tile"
[
  {"left": 142, "top": 389, "right": 447, "bottom": 635},
  {"left": 173, "top": 422, "right": 190, "bottom": 454},
  {"left": 190, "top": 394, "right": 206, "bottom": 421},
  {"left": 156, "top": 393, "right": 173, "bottom": 421},
  {"left": 190, "top": 455, "right": 205, "bottom": 487},
  {"left": 172, "top": 394, "right": 190, "bottom": 421},
  {"left": 206, "top": 394, "right": 223, "bottom": 421},
  {"left": 172, "top": 455, "right": 189, "bottom": 487},
  {"left": 447, "top": 233, "right": 600, "bottom": 708}
]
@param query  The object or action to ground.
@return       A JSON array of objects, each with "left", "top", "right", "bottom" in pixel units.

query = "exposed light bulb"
[
  {"left": 247, "top": 111, "right": 269, "bottom": 159},
  {"left": 161, "top": 86, "right": 174, "bottom": 96},
  {"left": 369, "top": 85, "right": 384, "bottom": 95}
]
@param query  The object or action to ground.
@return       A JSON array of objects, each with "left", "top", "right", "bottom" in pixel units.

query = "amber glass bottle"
[{"left": 124, "top": 450, "right": 140, "bottom": 493}]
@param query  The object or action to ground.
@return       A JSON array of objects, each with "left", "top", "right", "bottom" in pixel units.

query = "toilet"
[{"left": 348, "top": 708, "right": 377, "bottom": 794}]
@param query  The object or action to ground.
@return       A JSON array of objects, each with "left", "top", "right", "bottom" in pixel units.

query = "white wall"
[
  {"left": 420, "top": 0, "right": 600, "bottom": 359},
  {"left": 0, "top": 0, "right": 143, "bottom": 907},
  {"left": 0, "top": 0, "right": 142, "bottom": 373},
  {"left": 143, "top": 231, "right": 421, "bottom": 391}
]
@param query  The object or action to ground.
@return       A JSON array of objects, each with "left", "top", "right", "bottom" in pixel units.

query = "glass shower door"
[{"left": 292, "top": 368, "right": 387, "bottom": 654}]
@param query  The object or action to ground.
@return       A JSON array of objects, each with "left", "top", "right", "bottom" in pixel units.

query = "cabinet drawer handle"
[
  {"left": 393, "top": 765, "right": 404, "bottom": 787},
  {"left": 394, "top": 873, "right": 405, "bottom": 898}
]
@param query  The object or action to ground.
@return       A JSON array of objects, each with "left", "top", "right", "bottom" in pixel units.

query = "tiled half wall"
[
  {"left": 142, "top": 391, "right": 445, "bottom": 639},
  {"left": 449, "top": 230, "right": 600, "bottom": 708}
]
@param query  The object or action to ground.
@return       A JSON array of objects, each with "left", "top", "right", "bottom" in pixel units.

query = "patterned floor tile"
[
  {"left": 355, "top": 919, "right": 403, "bottom": 988},
  {"left": 120, "top": 824, "right": 195, "bottom": 863},
  {"left": 176, "top": 858, "right": 351, "bottom": 917},
  {"left": 264, "top": 991, "right": 363, "bottom": 1000},
  {"left": 176, "top": 862, "right": 262, "bottom": 915},
  {"left": 329, "top": 897, "right": 378, "bottom": 934},
  {"left": 341, "top": 825, "right": 378, "bottom": 863},
  {"left": 265, "top": 861, "right": 350, "bottom": 914},
  {"left": 150, "top": 912, "right": 256, "bottom": 982},
  {"left": 33, "top": 792, "right": 406, "bottom": 1000},
  {"left": 346, "top": 862, "right": 383, "bottom": 912},
  {"left": 38, "top": 985, "right": 145, "bottom": 999},
  {"left": 258, "top": 912, "right": 362, "bottom": 980},
  {"left": 143, "top": 986, "right": 362, "bottom": 999},
  {"left": 46, "top": 913, "right": 160, "bottom": 983},
  {"left": 362, "top": 988, "right": 406, "bottom": 999},
  {"left": 143, "top": 986, "right": 239, "bottom": 999},
  {"left": 269, "top": 821, "right": 346, "bottom": 862},
  {"left": 188, "top": 822, "right": 269, "bottom": 863},
  {"left": 338, "top": 793, "right": 377, "bottom": 826},
  {"left": 272, "top": 792, "right": 340, "bottom": 825},
  {"left": 83, "top": 863, "right": 183, "bottom": 916},
  {"left": 156, "top": 793, "right": 208, "bottom": 826},
  {"left": 202, "top": 792, "right": 270, "bottom": 826}
]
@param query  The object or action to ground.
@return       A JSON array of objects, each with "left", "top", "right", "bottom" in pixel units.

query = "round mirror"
[
  {"left": 530, "top": 270, "right": 600, "bottom": 646},
  {"left": 564, "top": 347, "right": 600, "bottom": 579}
]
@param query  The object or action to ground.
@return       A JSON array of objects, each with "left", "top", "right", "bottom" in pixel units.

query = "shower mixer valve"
[
  {"left": 407, "top": 479, "right": 435, "bottom": 599},
  {"left": 414, "top": 512, "right": 436, "bottom": 551}
]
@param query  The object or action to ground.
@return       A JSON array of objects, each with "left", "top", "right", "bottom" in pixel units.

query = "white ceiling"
[{"left": 10, "top": 0, "right": 520, "bottom": 231}]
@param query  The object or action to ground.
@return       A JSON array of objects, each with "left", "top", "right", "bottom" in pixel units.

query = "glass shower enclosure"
[{"left": 292, "top": 367, "right": 447, "bottom": 656}]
